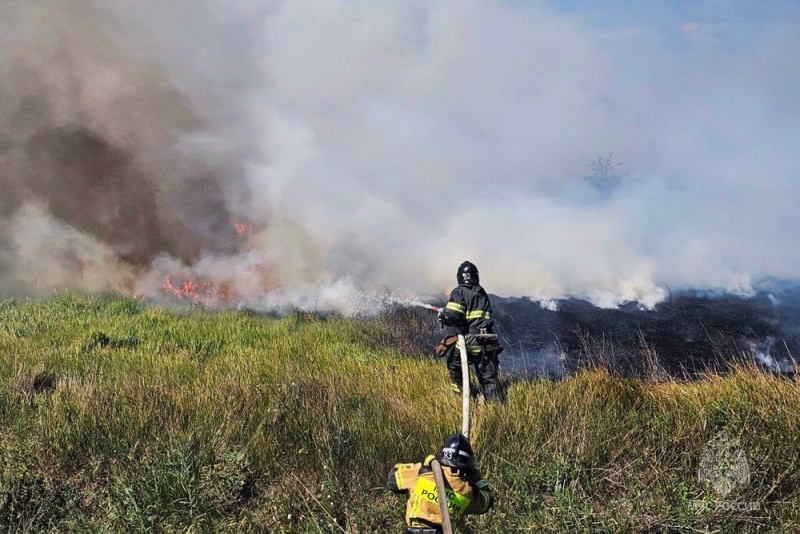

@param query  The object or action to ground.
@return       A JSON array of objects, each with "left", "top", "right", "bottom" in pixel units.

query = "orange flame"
[
  {"left": 163, "top": 275, "right": 213, "bottom": 304},
  {"left": 233, "top": 221, "right": 251, "bottom": 237},
  {"left": 162, "top": 275, "right": 238, "bottom": 306},
  {"left": 159, "top": 260, "right": 279, "bottom": 306}
]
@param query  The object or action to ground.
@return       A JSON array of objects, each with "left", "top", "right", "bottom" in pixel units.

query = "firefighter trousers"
[{"left": 446, "top": 346, "right": 500, "bottom": 401}]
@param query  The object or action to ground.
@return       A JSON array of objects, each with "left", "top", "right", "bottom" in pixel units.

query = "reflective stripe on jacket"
[{"left": 442, "top": 284, "right": 495, "bottom": 337}]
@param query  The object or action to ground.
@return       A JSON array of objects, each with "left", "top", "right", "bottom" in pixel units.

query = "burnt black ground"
[{"left": 377, "top": 283, "right": 800, "bottom": 380}]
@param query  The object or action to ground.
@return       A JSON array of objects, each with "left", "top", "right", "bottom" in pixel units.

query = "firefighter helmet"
[
  {"left": 457, "top": 261, "right": 479, "bottom": 285},
  {"left": 437, "top": 434, "right": 474, "bottom": 471}
]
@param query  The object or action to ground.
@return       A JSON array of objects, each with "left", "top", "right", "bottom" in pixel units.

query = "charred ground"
[{"left": 377, "top": 285, "right": 800, "bottom": 380}]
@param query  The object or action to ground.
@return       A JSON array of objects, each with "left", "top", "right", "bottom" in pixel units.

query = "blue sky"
[{"left": 528, "top": 0, "right": 800, "bottom": 47}]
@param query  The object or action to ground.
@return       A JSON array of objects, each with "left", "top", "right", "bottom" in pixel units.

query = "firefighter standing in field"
[
  {"left": 387, "top": 434, "right": 494, "bottom": 533},
  {"left": 435, "top": 261, "right": 503, "bottom": 401}
]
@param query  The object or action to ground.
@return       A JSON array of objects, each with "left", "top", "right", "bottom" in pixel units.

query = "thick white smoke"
[{"left": 1, "top": 0, "right": 799, "bottom": 311}]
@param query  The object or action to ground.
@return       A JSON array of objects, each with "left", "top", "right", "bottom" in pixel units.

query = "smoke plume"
[{"left": 1, "top": 0, "right": 799, "bottom": 311}]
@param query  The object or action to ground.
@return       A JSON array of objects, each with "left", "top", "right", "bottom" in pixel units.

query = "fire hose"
[
  {"left": 424, "top": 305, "right": 470, "bottom": 534},
  {"left": 457, "top": 334, "right": 470, "bottom": 440},
  {"left": 430, "top": 458, "right": 454, "bottom": 534},
  {"left": 416, "top": 303, "right": 479, "bottom": 533},
  {"left": 423, "top": 304, "right": 471, "bottom": 439}
]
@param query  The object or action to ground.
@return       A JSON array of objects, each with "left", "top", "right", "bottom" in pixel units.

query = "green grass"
[{"left": 0, "top": 295, "right": 798, "bottom": 532}]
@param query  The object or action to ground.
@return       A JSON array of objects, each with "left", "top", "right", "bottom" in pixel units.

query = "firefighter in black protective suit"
[{"left": 435, "top": 261, "right": 503, "bottom": 401}]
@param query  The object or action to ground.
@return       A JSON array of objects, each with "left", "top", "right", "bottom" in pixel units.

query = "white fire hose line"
[
  {"left": 429, "top": 334, "right": 470, "bottom": 534},
  {"left": 430, "top": 458, "right": 454, "bottom": 534},
  {"left": 410, "top": 305, "right": 468, "bottom": 533},
  {"left": 458, "top": 334, "right": 470, "bottom": 440}
]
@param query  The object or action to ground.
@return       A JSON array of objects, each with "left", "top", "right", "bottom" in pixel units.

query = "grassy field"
[{"left": 0, "top": 295, "right": 798, "bottom": 533}]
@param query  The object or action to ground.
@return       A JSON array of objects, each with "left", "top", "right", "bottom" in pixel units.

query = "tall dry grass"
[{"left": 0, "top": 296, "right": 797, "bottom": 532}]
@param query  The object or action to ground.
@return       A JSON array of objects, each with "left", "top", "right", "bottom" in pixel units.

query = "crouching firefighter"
[
  {"left": 387, "top": 434, "right": 494, "bottom": 533},
  {"left": 435, "top": 261, "right": 503, "bottom": 401}
]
